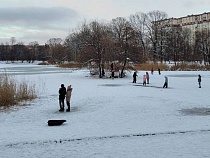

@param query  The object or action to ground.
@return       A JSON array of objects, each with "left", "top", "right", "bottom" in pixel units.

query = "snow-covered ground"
[{"left": 0, "top": 62, "right": 210, "bottom": 158}]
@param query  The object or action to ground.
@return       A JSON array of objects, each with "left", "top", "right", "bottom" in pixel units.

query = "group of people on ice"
[
  {"left": 133, "top": 71, "right": 150, "bottom": 86},
  {"left": 59, "top": 84, "right": 73, "bottom": 112},
  {"left": 58, "top": 69, "right": 202, "bottom": 111},
  {"left": 132, "top": 68, "right": 201, "bottom": 88},
  {"left": 133, "top": 69, "right": 154, "bottom": 87}
]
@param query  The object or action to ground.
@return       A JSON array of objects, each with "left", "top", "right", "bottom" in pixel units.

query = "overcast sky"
[{"left": 1, "top": 0, "right": 210, "bottom": 45}]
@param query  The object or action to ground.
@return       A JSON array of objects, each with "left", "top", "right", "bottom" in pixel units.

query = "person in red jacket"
[{"left": 151, "top": 68, "right": 154, "bottom": 75}]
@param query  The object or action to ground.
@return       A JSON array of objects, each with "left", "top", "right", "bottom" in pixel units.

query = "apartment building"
[{"left": 159, "top": 12, "right": 210, "bottom": 42}]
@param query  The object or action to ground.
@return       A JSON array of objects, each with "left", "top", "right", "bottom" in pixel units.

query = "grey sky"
[{"left": 1, "top": 0, "right": 210, "bottom": 44}]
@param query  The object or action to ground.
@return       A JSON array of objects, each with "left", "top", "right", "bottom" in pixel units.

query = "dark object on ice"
[
  {"left": 198, "top": 74, "right": 201, "bottom": 88},
  {"left": 48, "top": 120, "right": 66, "bottom": 126}
]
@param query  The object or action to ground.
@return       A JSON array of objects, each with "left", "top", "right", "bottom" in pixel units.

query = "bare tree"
[
  {"left": 110, "top": 17, "right": 132, "bottom": 77},
  {"left": 85, "top": 21, "right": 110, "bottom": 78},
  {"left": 46, "top": 38, "right": 66, "bottom": 63},
  {"left": 29, "top": 41, "right": 39, "bottom": 63},
  {"left": 194, "top": 29, "right": 210, "bottom": 64},
  {"left": 10, "top": 37, "right": 16, "bottom": 45},
  {"left": 144, "top": 10, "right": 168, "bottom": 62},
  {"left": 129, "top": 12, "right": 147, "bottom": 62}
]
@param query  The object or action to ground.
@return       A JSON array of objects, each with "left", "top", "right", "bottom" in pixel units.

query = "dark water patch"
[
  {"left": 99, "top": 84, "right": 124, "bottom": 87},
  {"left": 180, "top": 107, "right": 210, "bottom": 116},
  {"left": 168, "top": 74, "right": 197, "bottom": 77}
]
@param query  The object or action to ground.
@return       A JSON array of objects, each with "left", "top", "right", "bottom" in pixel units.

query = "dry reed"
[{"left": 0, "top": 74, "right": 37, "bottom": 108}]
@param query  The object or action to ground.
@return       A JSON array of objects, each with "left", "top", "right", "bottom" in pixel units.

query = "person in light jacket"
[
  {"left": 143, "top": 75, "right": 147, "bottom": 86},
  {"left": 163, "top": 76, "right": 168, "bottom": 88},
  {"left": 66, "top": 85, "right": 73, "bottom": 112}
]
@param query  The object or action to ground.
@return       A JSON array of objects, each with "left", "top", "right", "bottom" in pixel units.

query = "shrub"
[
  {"left": 133, "top": 63, "right": 169, "bottom": 71},
  {"left": 0, "top": 74, "right": 37, "bottom": 108},
  {"left": 170, "top": 63, "right": 210, "bottom": 71},
  {"left": 58, "top": 62, "right": 83, "bottom": 68}
]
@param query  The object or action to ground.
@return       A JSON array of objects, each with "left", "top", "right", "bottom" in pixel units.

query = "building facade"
[{"left": 159, "top": 12, "right": 210, "bottom": 42}]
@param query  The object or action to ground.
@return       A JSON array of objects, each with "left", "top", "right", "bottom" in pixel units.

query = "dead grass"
[
  {"left": 132, "top": 63, "right": 169, "bottom": 71},
  {"left": 58, "top": 62, "right": 83, "bottom": 68},
  {"left": 57, "top": 61, "right": 210, "bottom": 71},
  {"left": 0, "top": 74, "right": 37, "bottom": 108},
  {"left": 170, "top": 63, "right": 210, "bottom": 71}
]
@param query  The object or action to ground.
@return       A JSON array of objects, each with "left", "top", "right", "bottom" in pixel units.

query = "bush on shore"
[
  {"left": 58, "top": 61, "right": 210, "bottom": 71},
  {"left": 0, "top": 74, "right": 37, "bottom": 108},
  {"left": 58, "top": 62, "right": 83, "bottom": 68},
  {"left": 133, "top": 63, "right": 169, "bottom": 71}
]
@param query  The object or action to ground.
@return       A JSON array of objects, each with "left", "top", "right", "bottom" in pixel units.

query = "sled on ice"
[{"left": 48, "top": 120, "right": 66, "bottom": 126}]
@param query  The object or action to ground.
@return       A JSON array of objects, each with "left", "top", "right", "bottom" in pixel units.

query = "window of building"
[{"left": 202, "top": 23, "right": 207, "bottom": 28}]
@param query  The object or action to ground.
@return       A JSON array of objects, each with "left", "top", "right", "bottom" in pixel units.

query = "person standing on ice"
[
  {"left": 110, "top": 63, "right": 114, "bottom": 71},
  {"left": 158, "top": 68, "right": 161, "bottom": 75},
  {"left": 198, "top": 75, "right": 201, "bottom": 88},
  {"left": 146, "top": 72, "right": 149, "bottom": 84},
  {"left": 143, "top": 75, "right": 147, "bottom": 86},
  {"left": 66, "top": 85, "right": 73, "bottom": 112},
  {"left": 59, "top": 84, "right": 66, "bottom": 112},
  {"left": 133, "top": 71, "right": 138, "bottom": 83},
  {"left": 163, "top": 76, "right": 168, "bottom": 88},
  {"left": 151, "top": 67, "right": 154, "bottom": 75}
]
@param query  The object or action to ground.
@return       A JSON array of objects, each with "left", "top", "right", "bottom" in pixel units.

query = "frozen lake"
[{"left": 0, "top": 62, "right": 210, "bottom": 158}]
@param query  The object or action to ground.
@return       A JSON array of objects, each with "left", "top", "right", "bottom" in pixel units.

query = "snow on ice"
[{"left": 0, "top": 62, "right": 210, "bottom": 158}]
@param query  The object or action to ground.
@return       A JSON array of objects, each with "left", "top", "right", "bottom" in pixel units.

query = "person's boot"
[
  {"left": 66, "top": 108, "right": 70, "bottom": 112},
  {"left": 59, "top": 108, "right": 64, "bottom": 112}
]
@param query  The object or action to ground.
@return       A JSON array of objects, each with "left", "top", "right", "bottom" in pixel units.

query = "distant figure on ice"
[
  {"left": 143, "top": 75, "right": 147, "bottom": 86},
  {"left": 66, "top": 85, "right": 73, "bottom": 112},
  {"left": 158, "top": 68, "right": 161, "bottom": 75},
  {"left": 111, "top": 70, "right": 115, "bottom": 79},
  {"left": 151, "top": 67, "right": 154, "bottom": 75},
  {"left": 163, "top": 76, "right": 168, "bottom": 88},
  {"left": 110, "top": 63, "right": 114, "bottom": 71},
  {"left": 146, "top": 72, "right": 149, "bottom": 84},
  {"left": 59, "top": 84, "right": 66, "bottom": 112},
  {"left": 198, "top": 75, "right": 201, "bottom": 88},
  {"left": 102, "top": 69, "right": 105, "bottom": 77},
  {"left": 133, "top": 71, "right": 138, "bottom": 83}
]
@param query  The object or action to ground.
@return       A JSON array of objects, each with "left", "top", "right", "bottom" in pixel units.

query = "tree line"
[{"left": 1, "top": 10, "right": 210, "bottom": 68}]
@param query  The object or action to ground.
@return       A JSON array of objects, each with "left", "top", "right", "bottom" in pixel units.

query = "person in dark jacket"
[
  {"left": 146, "top": 72, "right": 149, "bottom": 84},
  {"left": 59, "top": 84, "right": 66, "bottom": 112},
  {"left": 110, "top": 63, "right": 114, "bottom": 71},
  {"left": 158, "top": 68, "right": 161, "bottom": 75},
  {"left": 133, "top": 71, "right": 138, "bottom": 83},
  {"left": 198, "top": 75, "right": 201, "bottom": 88}
]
